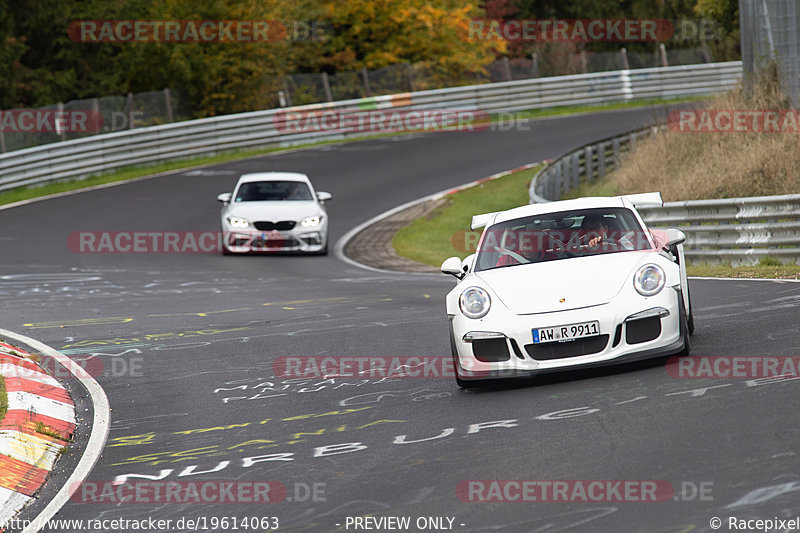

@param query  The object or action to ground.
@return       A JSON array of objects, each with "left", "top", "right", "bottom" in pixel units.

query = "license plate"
[
  {"left": 254, "top": 232, "right": 287, "bottom": 247},
  {"left": 533, "top": 321, "right": 600, "bottom": 344}
]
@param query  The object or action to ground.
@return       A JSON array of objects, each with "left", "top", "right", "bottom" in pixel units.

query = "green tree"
[
  {"left": 120, "top": 0, "right": 292, "bottom": 116},
  {"left": 4, "top": 0, "right": 139, "bottom": 107},
  {"left": 694, "top": 0, "right": 739, "bottom": 60},
  {"left": 0, "top": 0, "right": 28, "bottom": 108}
]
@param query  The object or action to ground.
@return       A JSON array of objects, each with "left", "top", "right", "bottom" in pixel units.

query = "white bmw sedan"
[
  {"left": 217, "top": 172, "right": 331, "bottom": 255},
  {"left": 441, "top": 193, "right": 693, "bottom": 388}
]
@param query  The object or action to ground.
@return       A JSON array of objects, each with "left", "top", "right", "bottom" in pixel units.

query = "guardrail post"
[
  {"left": 597, "top": 141, "right": 606, "bottom": 178},
  {"left": 571, "top": 152, "right": 580, "bottom": 195},
  {"left": 362, "top": 66, "right": 372, "bottom": 97},
  {"left": 531, "top": 53, "right": 539, "bottom": 78},
  {"left": 629, "top": 132, "right": 637, "bottom": 152},
  {"left": 580, "top": 50, "right": 588, "bottom": 74},
  {"left": 612, "top": 138, "right": 621, "bottom": 168},
  {"left": 0, "top": 128, "right": 5, "bottom": 154},
  {"left": 584, "top": 146, "right": 594, "bottom": 182},
  {"left": 406, "top": 62, "right": 415, "bottom": 92},
  {"left": 701, "top": 42, "right": 712, "bottom": 63},
  {"left": 163, "top": 88, "right": 174, "bottom": 122},
  {"left": 658, "top": 44, "right": 668, "bottom": 67},
  {"left": 282, "top": 79, "right": 293, "bottom": 107},
  {"left": 503, "top": 57, "right": 512, "bottom": 81},
  {"left": 619, "top": 48, "right": 630, "bottom": 70},
  {"left": 322, "top": 72, "right": 333, "bottom": 102},
  {"left": 556, "top": 159, "right": 567, "bottom": 200},
  {"left": 555, "top": 163, "right": 563, "bottom": 200},
  {"left": 57, "top": 102, "right": 66, "bottom": 140},
  {"left": 126, "top": 93, "right": 134, "bottom": 130},
  {"left": 91, "top": 97, "right": 101, "bottom": 132}
]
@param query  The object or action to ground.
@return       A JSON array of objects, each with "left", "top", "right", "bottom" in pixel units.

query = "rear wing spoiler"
[
  {"left": 619, "top": 192, "right": 663, "bottom": 207},
  {"left": 470, "top": 212, "right": 500, "bottom": 231}
]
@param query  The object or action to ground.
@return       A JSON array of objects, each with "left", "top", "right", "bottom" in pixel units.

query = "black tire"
[
  {"left": 686, "top": 286, "right": 695, "bottom": 335},
  {"left": 678, "top": 299, "right": 691, "bottom": 356}
]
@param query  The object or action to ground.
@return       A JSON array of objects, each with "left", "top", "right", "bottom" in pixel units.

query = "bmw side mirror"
[
  {"left": 441, "top": 257, "right": 465, "bottom": 280},
  {"left": 316, "top": 191, "right": 332, "bottom": 202},
  {"left": 217, "top": 192, "right": 232, "bottom": 204}
]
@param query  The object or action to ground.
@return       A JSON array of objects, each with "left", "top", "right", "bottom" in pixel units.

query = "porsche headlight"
[
  {"left": 459, "top": 287, "right": 491, "bottom": 319},
  {"left": 634, "top": 264, "right": 665, "bottom": 296},
  {"left": 300, "top": 215, "right": 323, "bottom": 227},
  {"left": 227, "top": 216, "right": 250, "bottom": 229}
]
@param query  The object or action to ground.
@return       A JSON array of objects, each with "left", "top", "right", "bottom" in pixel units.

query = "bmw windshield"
[
  {"left": 234, "top": 181, "right": 313, "bottom": 202},
  {"left": 475, "top": 208, "right": 654, "bottom": 271}
]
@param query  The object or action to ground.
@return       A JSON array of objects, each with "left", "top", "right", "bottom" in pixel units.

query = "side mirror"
[
  {"left": 316, "top": 191, "right": 332, "bottom": 202},
  {"left": 441, "top": 257, "right": 464, "bottom": 279},
  {"left": 664, "top": 228, "right": 686, "bottom": 248},
  {"left": 217, "top": 192, "right": 232, "bottom": 204}
]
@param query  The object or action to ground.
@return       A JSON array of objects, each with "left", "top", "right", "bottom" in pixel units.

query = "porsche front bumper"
[{"left": 450, "top": 287, "right": 687, "bottom": 382}]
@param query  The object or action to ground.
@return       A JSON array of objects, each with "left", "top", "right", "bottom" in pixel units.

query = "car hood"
[
  {"left": 474, "top": 252, "right": 651, "bottom": 314},
  {"left": 223, "top": 201, "right": 323, "bottom": 222}
]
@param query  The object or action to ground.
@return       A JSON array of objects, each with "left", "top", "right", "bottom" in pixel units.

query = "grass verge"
[
  {"left": 586, "top": 65, "right": 800, "bottom": 201},
  {"left": 392, "top": 166, "right": 541, "bottom": 267},
  {"left": 35, "top": 421, "right": 71, "bottom": 443},
  {"left": 687, "top": 262, "right": 800, "bottom": 279},
  {"left": 0, "top": 375, "right": 6, "bottom": 422},
  {"left": 0, "top": 95, "right": 702, "bottom": 208}
]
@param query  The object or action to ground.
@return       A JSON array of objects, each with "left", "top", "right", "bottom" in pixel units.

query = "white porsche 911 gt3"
[
  {"left": 217, "top": 172, "right": 332, "bottom": 255},
  {"left": 441, "top": 193, "right": 693, "bottom": 388}
]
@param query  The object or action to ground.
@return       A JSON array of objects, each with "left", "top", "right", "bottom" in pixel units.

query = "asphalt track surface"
[{"left": 2, "top": 107, "right": 800, "bottom": 533}]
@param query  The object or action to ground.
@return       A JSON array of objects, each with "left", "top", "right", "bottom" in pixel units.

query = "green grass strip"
[{"left": 0, "top": 375, "right": 7, "bottom": 422}]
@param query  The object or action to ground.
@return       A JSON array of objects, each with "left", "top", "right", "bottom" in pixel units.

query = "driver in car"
[{"left": 580, "top": 214, "right": 608, "bottom": 248}]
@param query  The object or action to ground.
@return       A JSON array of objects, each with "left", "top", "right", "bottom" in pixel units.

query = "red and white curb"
[
  {"left": 0, "top": 341, "right": 75, "bottom": 527},
  {"left": 0, "top": 329, "right": 109, "bottom": 533}
]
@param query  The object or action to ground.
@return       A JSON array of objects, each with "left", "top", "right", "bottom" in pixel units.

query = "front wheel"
[{"left": 678, "top": 299, "right": 691, "bottom": 356}]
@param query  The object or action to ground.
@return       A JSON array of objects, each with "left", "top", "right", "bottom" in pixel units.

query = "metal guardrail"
[
  {"left": 637, "top": 195, "right": 800, "bottom": 265},
  {"left": 0, "top": 62, "right": 741, "bottom": 193},
  {"left": 529, "top": 127, "right": 800, "bottom": 266},
  {"left": 529, "top": 126, "right": 658, "bottom": 203}
]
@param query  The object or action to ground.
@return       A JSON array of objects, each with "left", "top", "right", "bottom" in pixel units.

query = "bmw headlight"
[
  {"left": 459, "top": 287, "right": 491, "bottom": 319},
  {"left": 227, "top": 216, "right": 250, "bottom": 229},
  {"left": 633, "top": 264, "right": 665, "bottom": 296},
  {"left": 300, "top": 215, "right": 323, "bottom": 227}
]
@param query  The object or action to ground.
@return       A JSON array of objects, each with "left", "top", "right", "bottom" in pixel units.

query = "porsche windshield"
[
  {"left": 475, "top": 208, "right": 653, "bottom": 271},
  {"left": 235, "top": 181, "right": 313, "bottom": 202}
]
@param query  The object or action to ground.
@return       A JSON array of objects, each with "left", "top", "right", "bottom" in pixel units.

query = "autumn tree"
[{"left": 302, "top": 0, "right": 502, "bottom": 84}]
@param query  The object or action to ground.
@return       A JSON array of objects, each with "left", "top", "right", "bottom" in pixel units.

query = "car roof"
[{"left": 236, "top": 172, "right": 311, "bottom": 184}]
